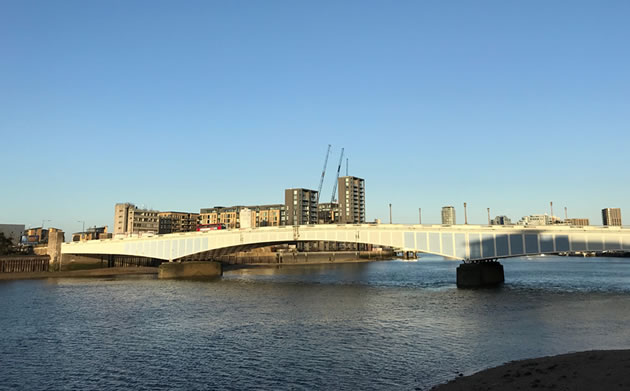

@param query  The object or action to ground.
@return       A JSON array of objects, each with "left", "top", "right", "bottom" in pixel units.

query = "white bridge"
[{"left": 62, "top": 224, "right": 630, "bottom": 262}]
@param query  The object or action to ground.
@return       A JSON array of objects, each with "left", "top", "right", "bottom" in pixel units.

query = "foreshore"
[
  {"left": 431, "top": 350, "right": 630, "bottom": 390},
  {"left": 0, "top": 267, "right": 158, "bottom": 281}
]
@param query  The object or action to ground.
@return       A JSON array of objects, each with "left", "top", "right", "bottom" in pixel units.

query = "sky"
[{"left": 1, "top": 0, "right": 629, "bottom": 236}]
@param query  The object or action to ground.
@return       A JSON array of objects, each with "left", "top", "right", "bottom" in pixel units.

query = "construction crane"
[
  {"left": 316, "top": 144, "right": 331, "bottom": 206},
  {"left": 330, "top": 147, "right": 344, "bottom": 203}
]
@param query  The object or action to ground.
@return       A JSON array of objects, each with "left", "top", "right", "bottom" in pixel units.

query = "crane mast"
[
  {"left": 316, "top": 144, "right": 331, "bottom": 206},
  {"left": 330, "top": 147, "right": 344, "bottom": 203}
]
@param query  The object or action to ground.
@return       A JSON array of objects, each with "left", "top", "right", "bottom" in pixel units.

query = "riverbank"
[
  {"left": 431, "top": 350, "right": 630, "bottom": 390},
  {"left": 0, "top": 267, "right": 158, "bottom": 281}
]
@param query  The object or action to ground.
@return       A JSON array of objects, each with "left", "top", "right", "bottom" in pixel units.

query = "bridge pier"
[
  {"left": 456, "top": 261, "right": 504, "bottom": 288},
  {"left": 158, "top": 261, "right": 222, "bottom": 279}
]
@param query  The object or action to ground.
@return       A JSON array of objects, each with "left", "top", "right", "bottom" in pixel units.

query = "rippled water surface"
[{"left": 1, "top": 256, "right": 630, "bottom": 390}]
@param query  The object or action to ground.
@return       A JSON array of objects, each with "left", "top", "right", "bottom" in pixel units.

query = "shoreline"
[
  {"left": 0, "top": 267, "right": 158, "bottom": 281},
  {"left": 431, "top": 349, "right": 630, "bottom": 390}
]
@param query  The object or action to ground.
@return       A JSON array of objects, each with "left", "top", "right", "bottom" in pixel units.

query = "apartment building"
[
  {"left": 72, "top": 226, "right": 110, "bottom": 242},
  {"left": 565, "top": 218, "right": 590, "bottom": 226},
  {"left": 318, "top": 202, "right": 340, "bottom": 224},
  {"left": 602, "top": 208, "right": 622, "bottom": 226},
  {"left": 114, "top": 203, "right": 159, "bottom": 235},
  {"left": 338, "top": 177, "right": 365, "bottom": 224},
  {"left": 199, "top": 204, "right": 286, "bottom": 229},
  {"left": 441, "top": 206, "right": 456, "bottom": 225},
  {"left": 158, "top": 211, "right": 200, "bottom": 234},
  {"left": 285, "top": 188, "right": 318, "bottom": 225}
]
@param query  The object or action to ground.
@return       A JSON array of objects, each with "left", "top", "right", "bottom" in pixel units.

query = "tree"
[{"left": 0, "top": 232, "right": 14, "bottom": 255}]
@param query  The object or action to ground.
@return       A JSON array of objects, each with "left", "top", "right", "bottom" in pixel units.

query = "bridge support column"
[
  {"left": 158, "top": 261, "right": 222, "bottom": 279},
  {"left": 456, "top": 261, "right": 504, "bottom": 288}
]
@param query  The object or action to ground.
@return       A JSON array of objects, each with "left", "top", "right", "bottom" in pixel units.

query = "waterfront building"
[
  {"left": 564, "top": 218, "right": 590, "bottom": 226},
  {"left": 517, "top": 214, "right": 552, "bottom": 226},
  {"left": 338, "top": 176, "right": 365, "bottom": 224},
  {"left": 285, "top": 188, "right": 318, "bottom": 225},
  {"left": 318, "top": 202, "right": 340, "bottom": 224},
  {"left": 491, "top": 216, "right": 512, "bottom": 225},
  {"left": 158, "top": 211, "right": 200, "bottom": 234},
  {"left": 22, "top": 227, "right": 49, "bottom": 244},
  {"left": 0, "top": 224, "right": 25, "bottom": 244},
  {"left": 199, "top": 204, "right": 286, "bottom": 229},
  {"left": 114, "top": 203, "right": 159, "bottom": 235},
  {"left": 602, "top": 208, "right": 622, "bottom": 226},
  {"left": 441, "top": 206, "right": 456, "bottom": 225},
  {"left": 72, "top": 226, "right": 110, "bottom": 242}
]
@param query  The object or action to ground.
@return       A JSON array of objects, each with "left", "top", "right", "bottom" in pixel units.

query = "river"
[{"left": 1, "top": 255, "right": 629, "bottom": 390}]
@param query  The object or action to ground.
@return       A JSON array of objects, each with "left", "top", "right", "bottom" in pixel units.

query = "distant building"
[
  {"left": 517, "top": 214, "right": 552, "bottom": 226},
  {"left": 72, "top": 226, "right": 110, "bottom": 242},
  {"left": 0, "top": 224, "right": 24, "bottom": 244},
  {"left": 285, "top": 188, "right": 318, "bottom": 225},
  {"left": 564, "top": 218, "right": 589, "bottom": 226},
  {"left": 441, "top": 206, "right": 456, "bottom": 225},
  {"left": 199, "top": 204, "right": 286, "bottom": 229},
  {"left": 114, "top": 203, "right": 159, "bottom": 235},
  {"left": 158, "top": 211, "right": 200, "bottom": 234},
  {"left": 338, "top": 176, "right": 365, "bottom": 224},
  {"left": 23, "top": 227, "right": 49, "bottom": 244},
  {"left": 318, "top": 202, "right": 340, "bottom": 224},
  {"left": 602, "top": 208, "right": 622, "bottom": 226},
  {"left": 491, "top": 216, "right": 512, "bottom": 225}
]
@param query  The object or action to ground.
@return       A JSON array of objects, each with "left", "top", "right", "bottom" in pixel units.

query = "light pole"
[
  {"left": 418, "top": 208, "right": 422, "bottom": 224},
  {"left": 487, "top": 208, "right": 491, "bottom": 225},
  {"left": 550, "top": 201, "right": 554, "bottom": 224},
  {"left": 389, "top": 204, "right": 392, "bottom": 224},
  {"left": 564, "top": 207, "right": 568, "bottom": 221},
  {"left": 78, "top": 220, "right": 85, "bottom": 232},
  {"left": 42, "top": 219, "right": 51, "bottom": 229},
  {"left": 464, "top": 203, "right": 468, "bottom": 225}
]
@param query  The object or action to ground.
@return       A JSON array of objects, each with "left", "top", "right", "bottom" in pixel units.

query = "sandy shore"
[
  {"left": 431, "top": 350, "right": 630, "bottom": 390},
  {"left": 0, "top": 267, "right": 158, "bottom": 280}
]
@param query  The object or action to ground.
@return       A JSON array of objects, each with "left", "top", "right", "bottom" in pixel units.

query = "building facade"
[
  {"left": 565, "top": 218, "right": 590, "bottom": 226},
  {"left": 114, "top": 203, "right": 159, "bottom": 235},
  {"left": 337, "top": 177, "right": 365, "bottom": 224},
  {"left": 158, "top": 212, "right": 200, "bottom": 234},
  {"left": 285, "top": 188, "right": 318, "bottom": 225},
  {"left": 602, "top": 208, "right": 622, "bottom": 226},
  {"left": 491, "top": 216, "right": 512, "bottom": 225},
  {"left": 72, "top": 226, "right": 110, "bottom": 242},
  {"left": 318, "top": 202, "right": 340, "bottom": 224},
  {"left": 517, "top": 214, "right": 552, "bottom": 226},
  {"left": 441, "top": 206, "right": 456, "bottom": 225},
  {"left": 199, "top": 204, "right": 286, "bottom": 229}
]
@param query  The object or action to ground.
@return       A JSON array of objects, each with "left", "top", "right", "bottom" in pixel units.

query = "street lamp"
[
  {"left": 77, "top": 220, "right": 85, "bottom": 232},
  {"left": 389, "top": 204, "right": 392, "bottom": 224},
  {"left": 464, "top": 203, "right": 468, "bottom": 225},
  {"left": 418, "top": 208, "right": 422, "bottom": 225},
  {"left": 42, "top": 219, "right": 51, "bottom": 229}
]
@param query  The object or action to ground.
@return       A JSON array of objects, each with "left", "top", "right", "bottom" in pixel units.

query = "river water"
[{"left": 1, "top": 256, "right": 630, "bottom": 390}]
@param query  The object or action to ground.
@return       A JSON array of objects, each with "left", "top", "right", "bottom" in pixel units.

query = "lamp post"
[
  {"left": 78, "top": 220, "right": 85, "bottom": 232},
  {"left": 389, "top": 204, "right": 392, "bottom": 224},
  {"left": 464, "top": 203, "right": 468, "bottom": 225},
  {"left": 418, "top": 208, "right": 422, "bottom": 224},
  {"left": 42, "top": 219, "right": 51, "bottom": 229},
  {"left": 550, "top": 201, "right": 554, "bottom": 224},
  {"left": 487, "top": 208, "right": 491, "bottom": 225}
]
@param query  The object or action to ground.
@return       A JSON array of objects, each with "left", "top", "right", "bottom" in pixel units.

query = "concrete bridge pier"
[{"left": 456, "top": 260, "right": 504, "bottom": 288}]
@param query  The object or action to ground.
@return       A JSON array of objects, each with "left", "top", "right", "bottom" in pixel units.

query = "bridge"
[
  {"left": 62, "top": 223, "right": 630, "bottom": 261},
  {"left": 61, "top": 224, "right": 630, "bottom": 286}
]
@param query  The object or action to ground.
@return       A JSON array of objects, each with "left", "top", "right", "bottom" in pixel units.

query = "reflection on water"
[{"left": 1, "top": 256, "right": 629, "bottom": 390}]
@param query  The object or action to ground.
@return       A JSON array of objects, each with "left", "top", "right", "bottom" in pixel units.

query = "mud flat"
[
  {"left": 0, "top": 267, "right": 158, "bottom": 280},
  {"left": 432, "top": 350, "right": 630, "bottom": 390}
]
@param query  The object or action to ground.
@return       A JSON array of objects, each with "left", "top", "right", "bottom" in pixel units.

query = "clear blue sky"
[{"left": 1, "top": 0, "right": 628, "bottom": 235}]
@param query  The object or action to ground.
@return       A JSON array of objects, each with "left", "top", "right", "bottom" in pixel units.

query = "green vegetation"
[{"left": 0, "top": 233, "right": 15, "bottom": 255}]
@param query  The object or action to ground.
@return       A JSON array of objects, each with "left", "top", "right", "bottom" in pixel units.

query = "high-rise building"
[
  {"left": 114, "top": 203, "right": 159, "bottom": 235},
  {"left": 338, "top": 176, "right": 365, "bottom": 224},
  {"left": 158, "top": 211, "right": 200, "bottom": 234},
  {"left": 602, "top": 208, "right": 622, "bottom": 226},
  {"left": 285, "top": 188, "right": 318, "bottom": 225},
  {"left": 441, "top": 206, "right": 456, "bottom": 225}
]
